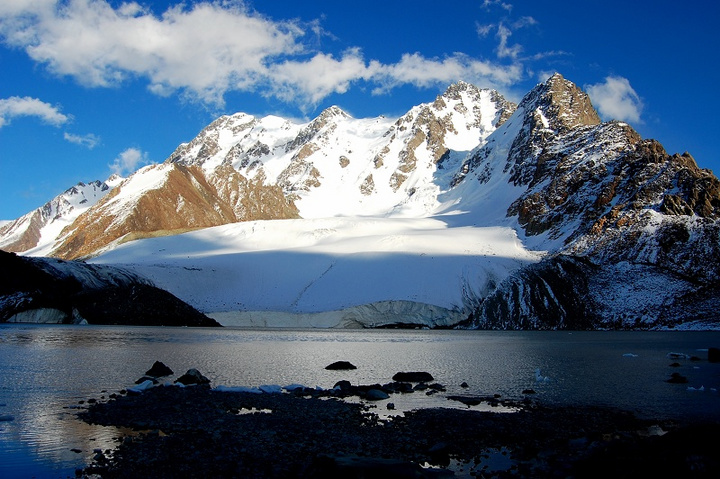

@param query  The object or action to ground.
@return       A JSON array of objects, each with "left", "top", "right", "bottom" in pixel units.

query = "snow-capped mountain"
[
  {"left": 12, "top": 81, "right": 514, "bottom": 260},
  {"left": 2, "top": 74, "right": 719, "bottom": 329}
]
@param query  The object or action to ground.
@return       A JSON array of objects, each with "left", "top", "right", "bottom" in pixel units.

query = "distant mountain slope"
[{"left": 0, "top": 178, "right": 122, "bottom": 255}]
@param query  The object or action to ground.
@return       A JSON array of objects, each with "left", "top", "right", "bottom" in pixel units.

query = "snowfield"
[{"left": 91, "top": 216, "right": 544, "bottom": 327}]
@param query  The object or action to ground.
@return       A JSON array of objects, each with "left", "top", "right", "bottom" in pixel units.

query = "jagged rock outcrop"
[
  {"left": 0, "top": 250, "right": 219, "bottom": 326},
  {"left": 453, "top": 74, "right": 720, "bottom": 329},
  {"left": 462, "top": 254, "right": 720, "bottom": 330},
  {"left": 462, "top": 255, "right": 599, "bottom": 330}
]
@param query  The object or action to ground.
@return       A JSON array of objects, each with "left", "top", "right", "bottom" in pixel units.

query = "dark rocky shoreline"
[{"left": 76, "top": 380, "right": 720, "bottom": 478}]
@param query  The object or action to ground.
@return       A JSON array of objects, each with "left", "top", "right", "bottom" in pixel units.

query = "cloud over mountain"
[
  {"left": 586, "top": 76, "right": 644, "bottom": 123},
  {"left": 0, "top": 0, "right": 527, "bottom": 107}
]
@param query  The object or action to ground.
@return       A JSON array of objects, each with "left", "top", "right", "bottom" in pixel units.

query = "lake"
[{"left": 1, "top": 324, "right": 719, "bottom": 477}]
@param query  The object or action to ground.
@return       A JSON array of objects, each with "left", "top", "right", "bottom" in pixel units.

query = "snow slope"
[{"left": 91, "top": 216, "right": 543, "bottom": 327}]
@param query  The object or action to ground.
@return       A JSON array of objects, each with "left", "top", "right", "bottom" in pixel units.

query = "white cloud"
[
  {"left": 586, "top": 76, "right": 644, "bottom": 123},
  {"left": 268, "top": 49, "right": 374, "bottom": 106},
  {"left": 476, "top": 23, "right": 494, "bottom": 38},
  {"left": 64, "top": 132, "right": 100, "bottom": 148},
  {"left": 496, "top": 23, "right": 522, "bottom": 59},
  {"left": 1, "top": 0, "right": 303, "bottom": 105},
  {"left": 482, "top": 0, "right": 513, "bottom": 12},
  {"left": 0, "top": 96, "right": 70, "bottom": 128},
  {"left": 536, "top": 70, "right": 556, "bottom": 83},
  {"left": 0, "top": 0, "right": 55, "bottom": 16},
  {"left": 512, "top": 16, "right": 537, "bottom": 29},
  {"left": 372, "top": 53, "right": 522, "bottom": 94},
  {"left": 0, "top": 1, "right": 530, "bottom": 108},
  {"left": 109, "top": 147, "right": 150, "bottom": 175}
]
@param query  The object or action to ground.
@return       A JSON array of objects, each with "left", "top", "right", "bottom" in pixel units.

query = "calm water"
[{"left": 1, "top": 324, "right": 719, "bottom": 478}]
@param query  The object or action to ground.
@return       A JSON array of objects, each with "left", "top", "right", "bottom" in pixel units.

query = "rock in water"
[
  {"left": 666, "top": 372, "right": 689, "bottom": 384},
  {"left": 365, "top": 389, "right": 390, "bottom": 401},
  {"left": 392, "top": 371, "right": 434, "bottom": 382},
  {"left": 325, "top": 361, "right": 357, "bottom": 370},
  {"left": 145, "top": 361, "right": 174, "bottom": 377},
  {"left": 333, "top": 380, "right": 352, "bottom": 392},
  {"left": 708, "top": 347, "right": 720, "bottom": 363},
  {"left": 175, "top": 369, "right": 210, "bottom": 386}
]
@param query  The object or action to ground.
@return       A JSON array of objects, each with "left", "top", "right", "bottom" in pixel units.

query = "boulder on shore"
[
  {"left": 392, "top": 371, "right": 434, "bottom": 383},
  {"left": 175, "top": 369, "right": 210, "bottom": 386},
  {"left": 666, "top": 372, "right": 688, "bottom": 384},
  {"left": 145, "top": 361, "right": 174, "bottom": 377}
]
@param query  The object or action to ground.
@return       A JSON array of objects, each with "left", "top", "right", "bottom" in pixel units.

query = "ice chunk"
[
  {"left": 259, "top": 384, "right": 283, "bottom": 394},
  {"left": 214, "top": 385, "right": 262, "bottom": 394},
  {"left": 127, "top": 379, "right": 154, "bottom": 393},
  {"left": 535, "top": 368, "right": 550, "bottom": 382}
]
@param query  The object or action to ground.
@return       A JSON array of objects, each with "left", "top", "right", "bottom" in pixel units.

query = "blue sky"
[{"left": 1, "top": 0, "right": 718, "bottom": 220}]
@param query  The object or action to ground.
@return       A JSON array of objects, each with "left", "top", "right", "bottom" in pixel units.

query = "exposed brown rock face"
[
  {"left": 0, "top": 210, "right": 43, "bottom": 253},
  {"left": 52, "top": 163, "right": 298, "bottom": 260},
  {"left": 538, "top": 73, "right": 601, "bottom": 131},
  {"left": 501, "top": 106, "right": 720, "bottom": 282},
  {"left": 505, "top": 124, "right": 720, "bottom": 283},
  {"left": 360, "top": 174, "right": 375, "bottom": 196}
]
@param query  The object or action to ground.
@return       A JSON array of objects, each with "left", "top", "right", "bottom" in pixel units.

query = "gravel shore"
[{"left": 76, "top": 384, "right": 719, "bottom": 478}]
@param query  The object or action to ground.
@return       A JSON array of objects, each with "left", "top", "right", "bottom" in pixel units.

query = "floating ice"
[
  {"left": 259, "top": 384, "right": 283, "bottom": 394},
  {"left": 283, "top": 384, "right": 307, "bottom": 392},
  {"left": 214, "top": 385, "right": 262, "bottom": 394},
  {"left": 127, "top": 379, "right": 154, "bottom": 393},
  {"left": 667, "top": 352, "right": 691, "bottom": 360},
  {"left": 622, "top": 353, "right": 639, "bottom": 357},
  {"left": 535, "top": 368, "right": 550, "bottom": 382}
]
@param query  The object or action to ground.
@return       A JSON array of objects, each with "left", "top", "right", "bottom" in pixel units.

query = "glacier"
[{"left": 91, "top": 216, "right": 543, "bottom": 327}]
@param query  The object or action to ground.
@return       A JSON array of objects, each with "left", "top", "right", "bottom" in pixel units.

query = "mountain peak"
[
  {"left": 317, "top": 105, "right": 349, "bottom": 121},
  {"left": 521, "top": 73, "right": 600, "bottom": 131},
  {"left": 439, "top": 80, "right": 498, "bottom": 104}
]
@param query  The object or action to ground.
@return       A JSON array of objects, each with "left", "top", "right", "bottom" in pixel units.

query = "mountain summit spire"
[{"left": 522, "top": 73, "right": 601, "bottom": 132}]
